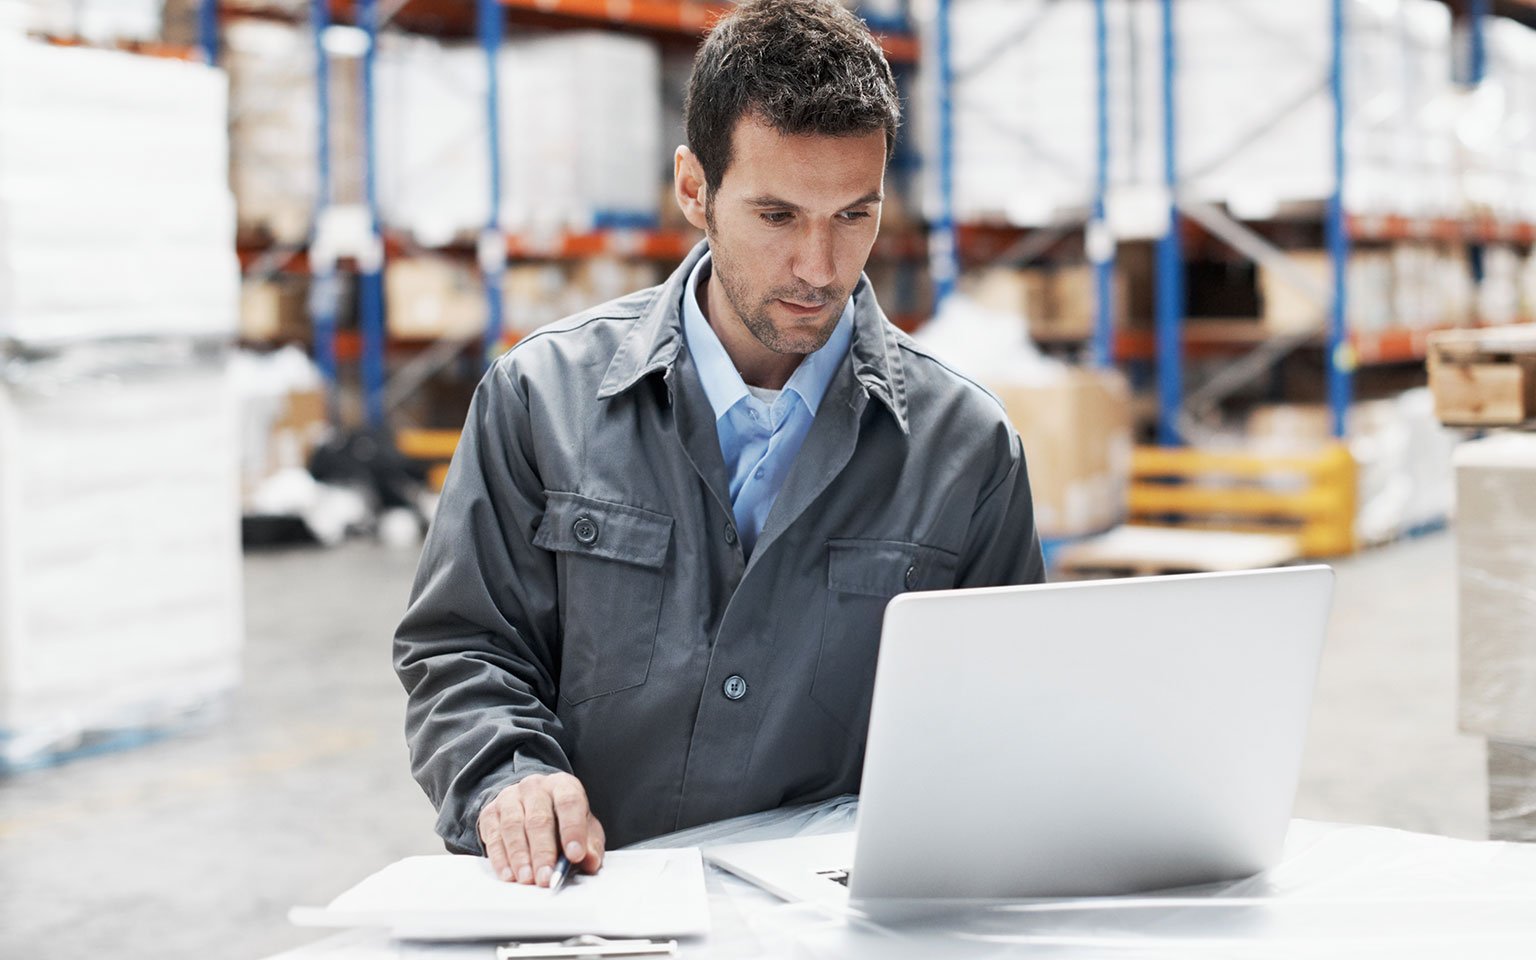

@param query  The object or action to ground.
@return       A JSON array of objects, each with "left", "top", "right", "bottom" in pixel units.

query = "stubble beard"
[{"left": 706, "top": 206, "right": 849, "bottom": 357}]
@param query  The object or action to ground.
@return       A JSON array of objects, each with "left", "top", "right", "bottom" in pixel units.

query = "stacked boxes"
[
  {"left": 226, "top": 20, "right": 318, "bottom": 244},
  {"left": 990, "top": 369, "right": 1133, "bottom": 539},
  {"left": 0, "top": 40, "right": 242, "bottom": 769},
  {"left": 1454, "top": 433, "right": 1536, "bottom": 840},
  {"left": 0, "top": 39, "right": 238, "bottom": 342}
]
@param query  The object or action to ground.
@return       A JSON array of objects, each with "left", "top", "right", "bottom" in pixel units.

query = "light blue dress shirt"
[{"left": 681, "top": 252, "right": 855, "bottom": 557}]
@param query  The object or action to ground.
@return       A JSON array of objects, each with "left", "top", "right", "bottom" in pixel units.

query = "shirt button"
[
  {"left": 573, "top": 516, "right": 599, "bottom": 546},
  {"left": 723, "top": 675, "right": 748, "bottom": 701},
  {"left": 724, "top": 523, "right": 738, "bottom": 546},
  {"left": 904, "top": 564, "right": 917, "bottom": 589},
  {"left": 754, "top": 467, "right": 765, "bottom": 479}
]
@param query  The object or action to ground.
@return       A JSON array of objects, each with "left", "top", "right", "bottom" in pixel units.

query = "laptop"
[{"left": 705, "top": 566, "right": 1335, "bottom": 910}]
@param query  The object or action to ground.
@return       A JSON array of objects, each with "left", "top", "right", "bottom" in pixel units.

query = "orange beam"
[
  {"left": 43, "top": 35, "right": 200, "bottom": 60},
  {"left": 1348, "top": 213, "right": 1536, "bottom": 245}
]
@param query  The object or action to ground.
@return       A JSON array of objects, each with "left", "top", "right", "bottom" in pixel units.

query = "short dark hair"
[{"left": 684, "top": 0, "right": 902, "bottom": 193}]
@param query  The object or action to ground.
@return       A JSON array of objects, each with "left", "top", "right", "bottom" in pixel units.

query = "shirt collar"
[
  {"left": 680, "top": 251, "right": 853, "bottom": 420},
  {"left": 597, "top": 240, "right": 909, "bottom": 434}
]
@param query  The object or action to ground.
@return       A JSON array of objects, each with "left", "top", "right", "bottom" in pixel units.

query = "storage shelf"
[
  {"left": 1095, "top": 321, "right": 1536, "bottom": 366},
  {"left": 279, "top": 0, "right": 919, "bottom": 62},
  {"left": 1347, "top": 214, "right": 1536, "bottom": 245}
]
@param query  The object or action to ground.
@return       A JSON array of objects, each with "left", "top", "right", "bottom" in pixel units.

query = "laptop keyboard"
[{"left": 816, "top": 868, "right": 851, "bottom": 887}]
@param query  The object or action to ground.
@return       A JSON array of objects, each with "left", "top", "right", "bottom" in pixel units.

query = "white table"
[{"left": 269, "top": 798, "right": 1536, "bottom": 959}]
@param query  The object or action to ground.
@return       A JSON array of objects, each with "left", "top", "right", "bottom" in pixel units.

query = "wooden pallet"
[
  {"left": 1428, "top": 327, "right": 1536, "bottom": 427},
  {"left": 1126, "top": 443, "right": 1357, "bottom": 557},
  {"left": 1053, "top": 524, "right": 1303, "bottom": 580}
]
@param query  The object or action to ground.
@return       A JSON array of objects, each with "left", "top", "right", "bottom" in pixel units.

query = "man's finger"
[
  {"left": 479, "top": 804, "right": 514, "bottom": 882},
  {"left": 578, "top": 814, "right": 606, "bottom": 875},
  {"left": 522, "top": 789, "right": 561, "bottom": 886},
  {"left": 497, "top": 793, "right": 535, "bottom": 885},
  {"left": 548, "top": 777, "right": 591, "bottom": 864}
]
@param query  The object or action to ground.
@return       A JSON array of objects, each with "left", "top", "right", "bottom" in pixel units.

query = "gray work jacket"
[{"left": 395, "top": 242, "right": 1045, "bottom": 852}]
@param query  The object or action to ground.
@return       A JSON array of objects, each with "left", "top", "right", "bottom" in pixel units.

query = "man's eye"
[
  {"left": 838, "top": 211, "right": 871, "bottom": 222},
  {"left": 761, "top": 212, "right": 793, "bottom": 225}
]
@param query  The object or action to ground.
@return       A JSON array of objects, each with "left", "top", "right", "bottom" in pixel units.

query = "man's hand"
[{"left": 478, "top": 773, "right": 606, "bottom": 885}]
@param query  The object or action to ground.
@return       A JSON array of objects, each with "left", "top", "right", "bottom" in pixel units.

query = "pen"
[{"left": 548, "top": 852, "right": 572, "bottom": 893}]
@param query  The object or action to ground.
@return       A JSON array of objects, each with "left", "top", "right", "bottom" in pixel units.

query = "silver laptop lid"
[{"left": 850, "top": 565, "right": 1335, "bottom": 901}]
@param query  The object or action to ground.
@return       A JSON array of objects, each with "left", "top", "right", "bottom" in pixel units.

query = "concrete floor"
[{"left": 0, "top": 530, "right": 1486, "bottom": 960}]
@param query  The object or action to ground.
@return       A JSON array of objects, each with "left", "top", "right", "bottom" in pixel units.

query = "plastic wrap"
[
  {"left": 0, "top": 348, "right": 243, "bottom": 771},
  {"left": 274, "top": 797, "right": 1536, "bottom": 960},
  {"left": 1455, "top": 434, "right": 1536, "bottom": 745},
  {"left": 1489, "top": 739, "right": 1536, "bottom": 842}
]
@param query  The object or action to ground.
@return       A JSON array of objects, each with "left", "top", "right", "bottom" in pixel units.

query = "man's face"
[{"left": 700, "top": 116, "right": 886, "bottom": 357}]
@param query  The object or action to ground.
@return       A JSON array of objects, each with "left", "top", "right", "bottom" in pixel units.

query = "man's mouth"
[{"left": 776, "top": 299, "right": 826, "bottom": 316}]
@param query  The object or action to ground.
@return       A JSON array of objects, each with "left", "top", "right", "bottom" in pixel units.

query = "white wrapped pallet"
[
  {"left": 2, "top": 0, "right": 164, "bottom": 44},
  {"left": 1466, "top": 18, "right": 1536, "bottom": 224},
  {"left": 375, "top": 35, "right": 490, "bottom": 248},
  {"left": 0, "top": 351, "right": 243, "bottom": 770},
  {"left": 501, "top": 32, "right": 662, "bottom": 232},
  {"left": 918, "top": 0, "right": 1458, "bottom": 226},
  {"left": 375, "top": 31, "right": 662, "bottom": 244},
  {"left": 915, "top": 0, "right": 1155, "bottom": 226},
  {"left": 1174, "top": 0, "right": 1455, "bottom": 218},
  {"left": 0, "top": 38, "right": 238, "bottom": 343},
  {"left": 1456, "top": 433, "right": 1536, "bottom": 746}
]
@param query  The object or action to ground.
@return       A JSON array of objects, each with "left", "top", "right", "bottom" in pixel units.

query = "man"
[{"left": 394, "top": 0, "right": 1044, "bottom": 890}]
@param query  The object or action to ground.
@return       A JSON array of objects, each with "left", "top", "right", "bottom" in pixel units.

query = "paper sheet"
[{"left": 290, "top": 849, "right": 710, "bottom": 941}]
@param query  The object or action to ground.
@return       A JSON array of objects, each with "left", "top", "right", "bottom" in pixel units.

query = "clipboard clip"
[{"left": 496, "top": 935, "right": 678, "bottom": 959}]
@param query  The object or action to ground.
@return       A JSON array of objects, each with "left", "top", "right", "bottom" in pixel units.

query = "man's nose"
[{"left": 791, "top": 224, "right": 837, "bottom": 291}]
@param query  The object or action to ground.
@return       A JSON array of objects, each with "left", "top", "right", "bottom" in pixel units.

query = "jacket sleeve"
[
  {"left": 393, "top": 359, "right": 569, "bottom": 855},
  {"left": 954, "top": 423, "right": 1046, "bottom": 589}
]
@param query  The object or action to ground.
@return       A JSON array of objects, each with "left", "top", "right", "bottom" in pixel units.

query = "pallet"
[
  {"left": 1126, "top": 443, "right": 1357, "bottom": 557},
  {"left": 1428, "top": 327, "right": 1536, "bottom": 427},
  {"left": 1053, "top": 524, "right": 1303, "bottom": 580}
]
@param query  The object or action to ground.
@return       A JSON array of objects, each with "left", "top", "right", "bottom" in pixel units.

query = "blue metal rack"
[
  {"left": 309, "top": 0, "right": 340, "bottom": 416},
  {"left": 477, "top": 0, "right": 507, "bottom": 368},
  {"left": 1090, "top": 0, "right": 1115, "bottom": 369},
  {"left": 930, "top": 0, "right": 959, "bottom": 310},
  {"left": 1155, "top": 0, "right": 1185, "bottom": 445}
]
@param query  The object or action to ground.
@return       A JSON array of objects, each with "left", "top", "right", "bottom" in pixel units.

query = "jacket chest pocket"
[
  {"left": 810, "top": 539, "right": 958, "bottom": 731},
  {"left": 533, "top": 492, "right": 673, "bottom": 705}
]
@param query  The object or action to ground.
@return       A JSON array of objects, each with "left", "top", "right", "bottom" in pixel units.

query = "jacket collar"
[{"left": 597, "top": 240, "right": 909, "bottom": 434}]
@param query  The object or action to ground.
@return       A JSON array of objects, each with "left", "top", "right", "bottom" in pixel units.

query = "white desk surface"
[{"left": 266, "top": 797, "right": 1536, "bottom": 960}]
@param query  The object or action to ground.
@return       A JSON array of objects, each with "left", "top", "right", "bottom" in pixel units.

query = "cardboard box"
[
  {"left": 988, "top": 368, "right": 1132, "bottom": 540},
  {"left": 240, "top": 277, "right": 309, "bottom": 342},
  {"left": 386, "top": 257, "right": 487, "bottom": 339},
  {"left": 1456, "top": 434, "right": 1536, "bottom": 745}
]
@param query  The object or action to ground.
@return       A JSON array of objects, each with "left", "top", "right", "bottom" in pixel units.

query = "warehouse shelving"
[
  {"left": 217, "top": 0, "right": 920, "bottom": 427},
  {"left": 924, "top": 0, "right": 1536, "bottom": 447},
  {"left": 1157, "top": 0, "right": 1536, "bottom": 443}
]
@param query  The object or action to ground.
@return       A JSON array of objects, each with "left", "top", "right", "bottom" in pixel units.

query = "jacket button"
[
  {"left": 572, "top": 516, "right": 599, "bottom": 546},
  {"left": 904, "top": 564, "right": 917, "bottom": 590},
  {"left": 723, "top": 675, "right": 747, "bottom": 701},
  {"left": 724, "top": 523, "right": 738, "bottom": 546}
]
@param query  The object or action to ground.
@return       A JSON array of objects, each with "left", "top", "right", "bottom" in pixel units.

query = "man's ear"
[{"left": 674, "top": 146, "right": 709, "bottom": 233}]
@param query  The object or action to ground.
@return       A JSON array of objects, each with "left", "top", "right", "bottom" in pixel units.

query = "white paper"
[{"left": 290, "top": 850, "right": 710, "bottom": 941}]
